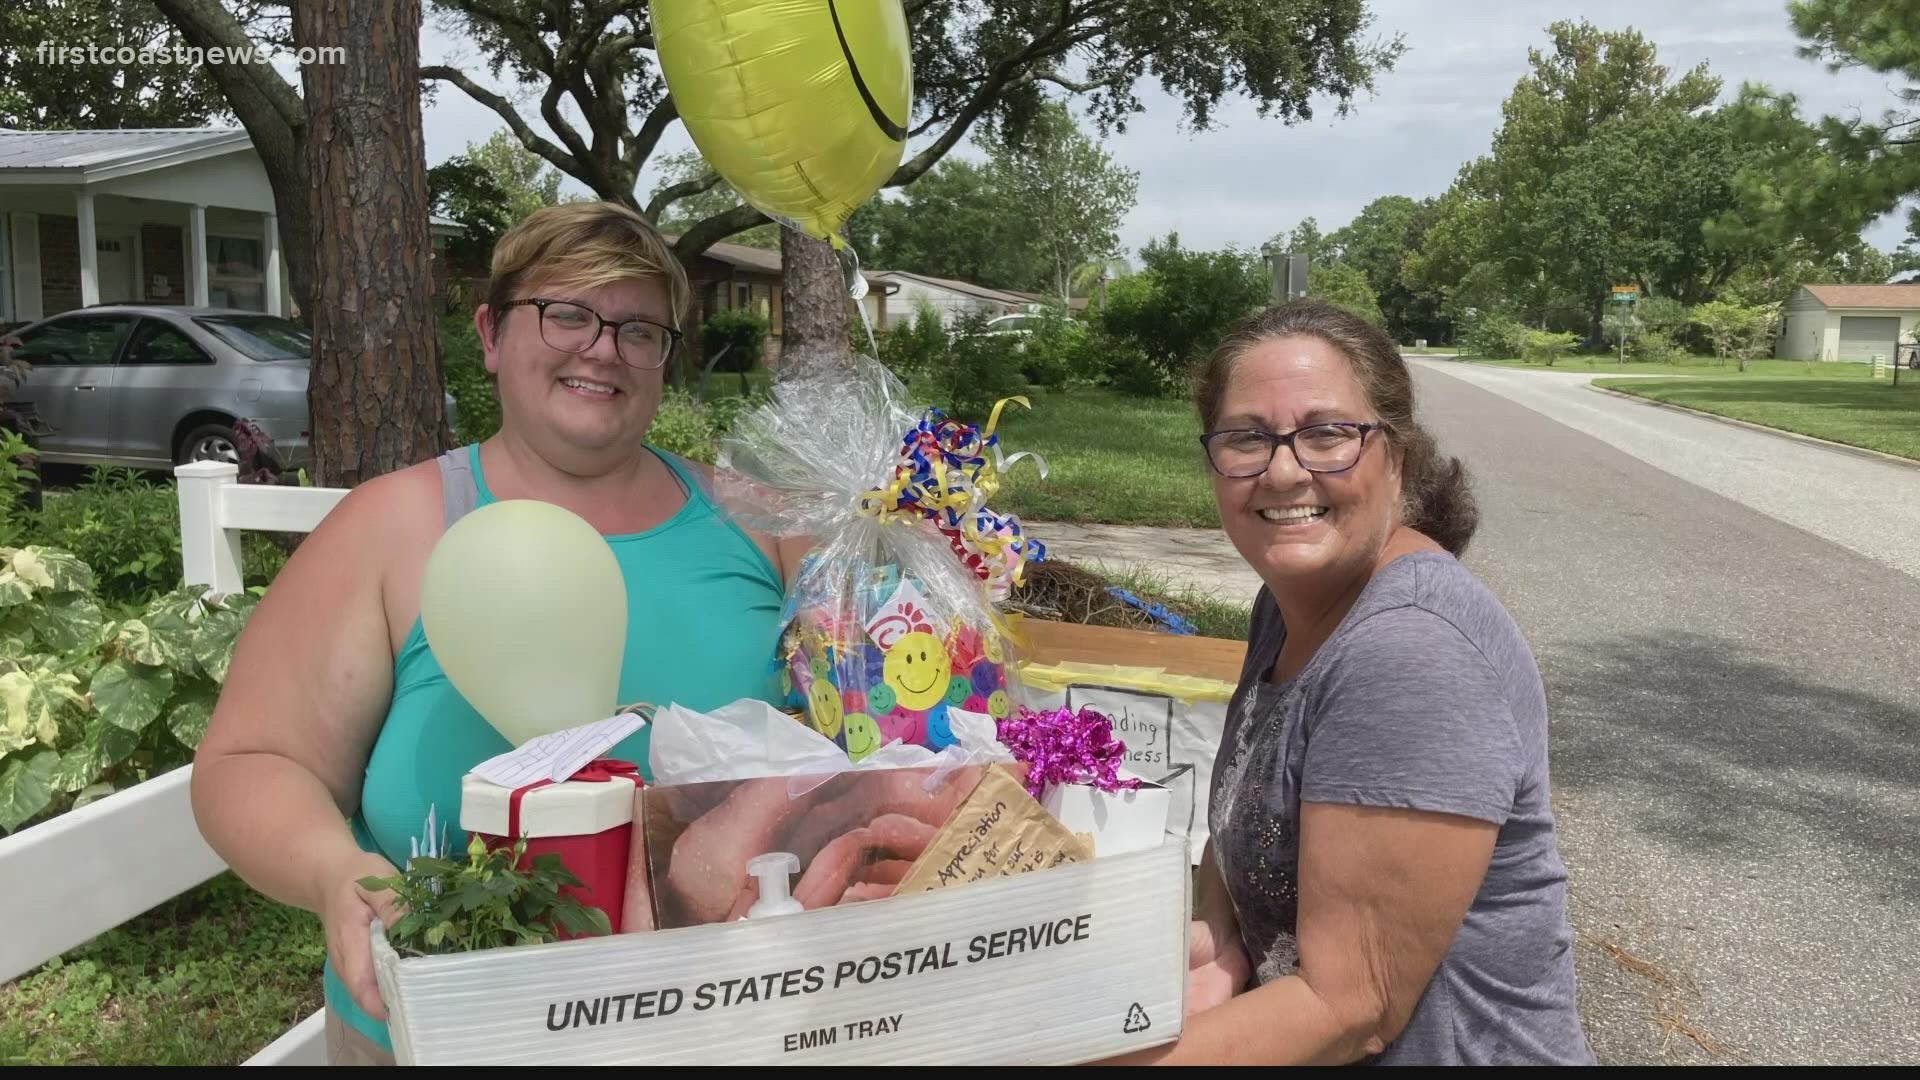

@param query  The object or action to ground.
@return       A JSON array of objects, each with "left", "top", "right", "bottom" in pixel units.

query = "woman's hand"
[
  {"left": 1187, "top": 917, "right": 1251, "bottom": 1016},
  {"left": 320, "top": 850, "right": 407, "bottom": 1021}
]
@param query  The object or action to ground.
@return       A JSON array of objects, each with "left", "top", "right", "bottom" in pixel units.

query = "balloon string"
[{"left": 840, "top": 244, "right": 879, "bottom": 357}]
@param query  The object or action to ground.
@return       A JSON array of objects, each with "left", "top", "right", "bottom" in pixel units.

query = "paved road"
[
  {"left": 1409, "top": 361, "right": 1920, "bottom": 1065},
  {"left": 1412, "top": 360, "right": 1920, "bottom": 579}
]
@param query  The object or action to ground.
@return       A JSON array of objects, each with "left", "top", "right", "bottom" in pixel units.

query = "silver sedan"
[{"left": 9, "top": 304, "right": 454, "bottom": 472}]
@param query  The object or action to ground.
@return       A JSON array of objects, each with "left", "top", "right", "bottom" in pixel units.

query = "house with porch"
[{"left": 0, "top": 127, "right": 458, "bottom": 329}]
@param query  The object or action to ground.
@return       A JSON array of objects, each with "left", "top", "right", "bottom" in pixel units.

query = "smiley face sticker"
[
  {"left": 842, "top": 713, "right": 882, "bottom": 762},
  {"left": 807, "top": 679, "right": 844, "bottom": 739},
  {"left": 882, "top": 630, "right": 951, "bottom": 712}
]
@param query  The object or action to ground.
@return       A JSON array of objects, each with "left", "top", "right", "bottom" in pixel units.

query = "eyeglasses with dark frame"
[
  {"left": 1199, "top": 421, "right": 1384, "bottom": 478},
  {"left": 499, "top": 297, "right": 682, "bottom": 370}
]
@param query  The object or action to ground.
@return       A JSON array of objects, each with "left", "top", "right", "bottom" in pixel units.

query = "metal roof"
[{"left": 0, "top": 127, "right": 251, "bottom": 172}]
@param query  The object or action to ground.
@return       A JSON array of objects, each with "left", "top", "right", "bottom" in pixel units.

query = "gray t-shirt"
[{"left": 1209, "top": 550, "right": 1595, "bottom": 1065}]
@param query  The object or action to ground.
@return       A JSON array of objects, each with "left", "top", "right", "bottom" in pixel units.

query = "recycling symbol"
[{"left": 1123, "top": 1002, "right": 1151, "bottom": 1034}]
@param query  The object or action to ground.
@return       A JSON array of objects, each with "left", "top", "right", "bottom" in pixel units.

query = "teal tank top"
[{"left": 323, "top": 443, "right": 788, "bottom": 1051}]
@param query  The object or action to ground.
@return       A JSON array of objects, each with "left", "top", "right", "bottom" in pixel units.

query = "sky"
[{"left": 412, "top": 0, "right": 1916, "bottom": 260}]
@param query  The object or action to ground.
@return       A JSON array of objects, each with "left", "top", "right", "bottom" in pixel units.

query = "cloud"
[{"left": 415, "top": 0, "right": 1916, "bottom": 255}]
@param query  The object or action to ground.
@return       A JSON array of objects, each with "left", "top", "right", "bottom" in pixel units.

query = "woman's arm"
[
  {"left": 1112, "top": 801, "right": 1496, "bottom": 1065},
  {"left": 189, "top": 473, "right": 425, "bottom": 1017},
  {"left": 1186, "top": 842, "right": 1250, "bottom": 1014}
]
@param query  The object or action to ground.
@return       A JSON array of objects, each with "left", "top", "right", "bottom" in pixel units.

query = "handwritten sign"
[
  {"left": 894, "top": 765, "right": 1091, "bottom": 894},
  {"left": 1065, "top": 686, "right": 1197, "bottom": 847}
]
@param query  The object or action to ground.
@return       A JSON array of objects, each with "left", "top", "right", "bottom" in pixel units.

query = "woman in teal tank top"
[
  {"left": 322, "top": 442, "right": 787, "bottom": 1054},
  {"left": 191, "top": 202, "right": 801, "bottom": 1065}
]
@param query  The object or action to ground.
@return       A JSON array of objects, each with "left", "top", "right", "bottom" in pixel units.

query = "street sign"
[{"left": 1610, "top": 284, "right": 1640, "bottom": 303}]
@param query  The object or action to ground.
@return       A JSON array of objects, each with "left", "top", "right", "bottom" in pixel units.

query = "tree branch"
[
  {"left": 152, "top": 0, "right": 305, "bottom": 129},
  {"left": 540, "top": 78, "right": 599, "bottom": 188},
  {"left": 1036, "top": 72, "right": 1123, "bottom": 94},
  {"left": 448, "top": 0, "right": 556, "bottom": 71},
  {"left": 672, "top": 203, "right": 771, "bottom": 263},
  {"left": 886, "top": 3, "right": 1082, "bottom": 188},
  {"left": 421, "top": 64, "right": 582, "bottom": 177},
  {"left": 645, "top": 171, "right": 722, "bottom": 222},
  {"left": 629, "top": 96, "right": 680, "bottom": 176}
]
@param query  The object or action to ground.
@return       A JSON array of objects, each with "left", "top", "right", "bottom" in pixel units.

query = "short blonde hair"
[{"left": 483, "top": 201, "right": 690, "bottom": 338}]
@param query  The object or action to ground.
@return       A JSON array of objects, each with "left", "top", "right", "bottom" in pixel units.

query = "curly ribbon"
[{"left": 856, "top": 397, "right": 1050, "bottom": 594}]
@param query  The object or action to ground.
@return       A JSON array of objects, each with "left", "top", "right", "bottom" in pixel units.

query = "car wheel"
[{"left": 176, "top": 421, "right": 241, "bottom": 466}]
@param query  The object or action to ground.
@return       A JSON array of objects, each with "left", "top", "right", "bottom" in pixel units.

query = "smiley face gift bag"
[{"left": 712, "top": 352, "right": 1045, "bottom": 760}]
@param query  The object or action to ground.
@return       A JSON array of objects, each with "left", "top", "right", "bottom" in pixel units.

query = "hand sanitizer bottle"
[{"left": 746, "top": 851, "right": 803, "bottom": 918}]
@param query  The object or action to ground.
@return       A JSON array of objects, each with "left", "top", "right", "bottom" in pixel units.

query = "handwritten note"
[
  {"left": 468, "top": 711, "right": 648, "bottom": 789},
  {"left": 894, "top": 765, "right": 1092, "bottom": 894}
]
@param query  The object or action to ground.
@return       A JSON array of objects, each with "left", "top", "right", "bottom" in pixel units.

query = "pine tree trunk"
[
  {"left": 293, "top": 0, "right": 445, "bottom": 488},
  {"left": 779, "top": 227, "right": 852, "bottom": 376}
]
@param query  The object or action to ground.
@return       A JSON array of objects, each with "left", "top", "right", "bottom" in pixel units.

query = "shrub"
[
  {"left": 0, "top": 430, "right": 36, "bottom": 548},
  {"left": 1520, "top": 329, "right": 1579, "bottom": 366},
  {"left": 1095, "top": 234, "right": 1267, "bottom": 394},
  {"left": 647, "top": 387, "right": 719, "bottom": 464},
  {"left": 699, "top": 308, "right": 769, "bottom": 375},
  {"left": 441, "top": 314, "right": 501, "bottom": 445},
  {"left": 27, "top": 468, "right": 283, "bottom": 609},
  {"left": 1098, "top": 332, "right": 1169, "bottom": 397},
  {"left": 1459, "top": 312, "right": 1529, "bottom": 360},
  {"left": 918, "top": 312, "right": 1027, "bottom": 423},
  {"left": 876, "top": 302, "right": 948, "bottom": 385},
  {"left": 1017, "top": 307, "right": 1093, "bottom": 388},
  {"left": 1634, "top": 329, "right": 1683, "bottom": 365},
  {"left": 0, "top": 546, "right": 257, "bottom": 835}
]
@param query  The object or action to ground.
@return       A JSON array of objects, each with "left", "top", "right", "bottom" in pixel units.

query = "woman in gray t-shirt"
[{"left": 1110, "top": 301, "right": 1595, "bottom": 1065}]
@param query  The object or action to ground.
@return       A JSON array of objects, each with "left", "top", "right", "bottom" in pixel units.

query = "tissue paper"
[{"left": 647, "top": 697, "right": 1011, "bottom": 789}]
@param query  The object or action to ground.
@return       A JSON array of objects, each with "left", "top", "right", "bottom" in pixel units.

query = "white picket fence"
[{"left": 0, "top": 461, "right": 351, "bottom": 1066}]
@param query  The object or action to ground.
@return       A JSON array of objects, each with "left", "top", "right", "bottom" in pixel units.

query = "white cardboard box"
[
  {"left": 370, "top": 837, "right": 1190, "bottom": 1065},
  {"left": 1043, "top": 777, "right": 1175, "bottom": 858}
]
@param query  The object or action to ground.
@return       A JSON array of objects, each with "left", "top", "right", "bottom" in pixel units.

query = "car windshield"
[{"left": 195, "top": 315, "right": 312, "bottom": 361}]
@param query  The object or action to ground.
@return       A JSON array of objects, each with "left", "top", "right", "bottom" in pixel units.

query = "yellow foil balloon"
[
  {"left": 419, "top": 500, "right": 627, "bottom": 746},
  {"left": 653, "top": 0, "right": 912, "bottom": 246}
]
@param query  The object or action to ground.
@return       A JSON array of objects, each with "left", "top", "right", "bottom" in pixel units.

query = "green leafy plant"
[
  {"left": 0, "top": 429, "right": 37, "bottom": 549},
  {"left": 647, "top": 386, "right": 720, "bottom": 464},
  {"left": 0, "top": 545, "right": 258, "bottom": 834},
  {"left": 359, "top": 833, "right": 612, "bottom": 957}
]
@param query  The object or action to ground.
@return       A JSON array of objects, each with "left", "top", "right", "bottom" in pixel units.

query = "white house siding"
[
  {"left": 89, "top": 150, "right": 276, "bottom": 213},
  {"left": 881, "top": 277, "right": 1017, "bottom": 328},
  {"left": 1779, "top": 308, "right": 1825, "bottom": 360}
]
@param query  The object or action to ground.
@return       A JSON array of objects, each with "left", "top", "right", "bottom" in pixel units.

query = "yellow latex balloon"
[
  {"left": 653, "top": 0, "right": 912, "bottom": 246},
  {"left": 419, "top": 500, "right": 627, "bottom": 747}
]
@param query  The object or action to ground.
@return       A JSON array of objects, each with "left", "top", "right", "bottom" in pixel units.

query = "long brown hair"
[{"left": 1193, "top": 300, "right": 1479, "bottom": 556}]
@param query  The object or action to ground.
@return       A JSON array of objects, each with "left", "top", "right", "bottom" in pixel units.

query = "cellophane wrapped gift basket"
[{"left": 366, "top": 357, "right": 1193, "bottom": 1065}]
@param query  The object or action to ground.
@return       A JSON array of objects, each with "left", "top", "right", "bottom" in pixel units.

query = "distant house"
[
  {"left": 867, "top": 270, "right": 1034, "bottom": 328},
  {"left": 675, "top": 238, "right": 897, "bottom": 365},
  {"left": 1777, "top": 284, "right": 1920, "bottom": 361},
  {"left": 0, "top": 127, "right": 462, "bottom": 328}
]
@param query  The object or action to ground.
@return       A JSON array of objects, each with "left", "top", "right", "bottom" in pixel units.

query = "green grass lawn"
[
  {"left": 1594, "top": 372, "right": 1920, "bottom": 460},
  {"left": 0, "top": 874, "right": 323, "bottom": 1066},
  {"left": 990, "top": 389, "right": 1219, "bottom": 528}
]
